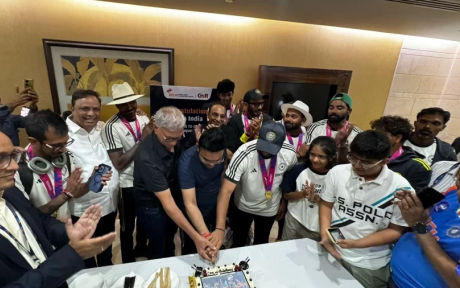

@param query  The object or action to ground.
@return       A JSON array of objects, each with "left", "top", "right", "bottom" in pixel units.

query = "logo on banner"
[{"left": 162, "top": 85, "right": 212, "bottom": 100}]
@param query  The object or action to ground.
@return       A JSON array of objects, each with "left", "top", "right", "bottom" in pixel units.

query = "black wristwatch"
[{"left": 412, "top": 223, "right": 428, "bottom": 234}]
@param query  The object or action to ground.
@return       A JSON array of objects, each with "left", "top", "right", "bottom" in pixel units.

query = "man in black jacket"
[
  {"left": 226, "top": 89, "right": 272, "bottom": 153},
  {"left": 404, "top": 107, "right": 456, "bottom": 165},
  {"left": 371, "top": 115, "right": 432, "bottom": 192},
  {"left": 0, "top": 131, "right": 115, "bottom": 288}
]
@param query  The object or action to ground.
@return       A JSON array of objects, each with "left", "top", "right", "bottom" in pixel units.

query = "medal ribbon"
[
  {"left": 287, "top": 132, "right": 303, "bottom": 153},
  {"left": 0, "top": 202, "right": 41, "bottom": 264},
  {"left": 258, "top": 153, "right": 277, "bottom": 193},
  {"left": 326, "top": 120, "right": 349, "bottom": 138},
  {"left": 121, "top": 117, "right": 141, "bottom": 142},
  {"left": 26, "top": 146, "right": 63, "bottom": 199},
  {"left": 243, "top": 114, "right": 252, "bottom": 137},
  {"left": 389, "top": 147, "right": 404, "bottom": 162}
]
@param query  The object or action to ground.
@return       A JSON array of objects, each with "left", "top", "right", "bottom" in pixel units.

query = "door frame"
[{"left": 258, "top": 65, "right": 352, "bottom": 113}]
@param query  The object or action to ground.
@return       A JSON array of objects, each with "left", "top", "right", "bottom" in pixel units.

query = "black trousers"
[
  {"left": 231, "top": 208, "right": 276, "bottom": 248},
  {"left": 119, "top": 187, "right": 147, "bottom": 263},
  {"left": 72, "top": 211, "right": 116, "bottom": 268},
  {"left": 137, "top": 206, "right": 178, "bottom": 259}
]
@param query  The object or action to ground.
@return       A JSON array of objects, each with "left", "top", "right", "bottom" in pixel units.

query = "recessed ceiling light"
[{"left": 225, "top": 0, "right": 235, "bottom": 3}]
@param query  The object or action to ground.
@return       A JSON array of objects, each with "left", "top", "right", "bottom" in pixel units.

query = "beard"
[
  {"left": 328, "top": 113, "right": 347, "bottom": 124},
  {"left": 284, "top": 121, "right": 301, "bottom": 131}
]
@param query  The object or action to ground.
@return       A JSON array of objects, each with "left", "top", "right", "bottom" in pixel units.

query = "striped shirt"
[
  {"left": 305, "top": 119, "right": 362, "bottom": 145},
  {"left": 102, "top": 114, "right": 149, "bottom": 188},
  {"left": 225, "top": 140, "right": 297, "bottom": 217},
  {"left": 429, "top": 161, "right": 460, "bottom": 193}
]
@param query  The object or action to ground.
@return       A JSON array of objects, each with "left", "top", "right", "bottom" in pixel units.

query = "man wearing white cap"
[
  {"left": 280, "top": 100, "right": 313, "bottom": 158},
  {"left": 102, "top": 82, "right": 153, "bottom": 263}
]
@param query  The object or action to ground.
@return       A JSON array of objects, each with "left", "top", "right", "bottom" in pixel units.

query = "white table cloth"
[{"left": 68, "top": 238, "right": 362, "bottom": 288}]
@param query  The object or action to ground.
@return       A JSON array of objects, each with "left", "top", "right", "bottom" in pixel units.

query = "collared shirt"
[
  {"left": 102, "top": 114, "right": 149, "bottom": 188},
  {"left": 133, "top": 133, "right": 182, "bottom": 208},
  {"left": 321, "top": 164, "right": 413, "bottom": 269},
  {"left": 0, "top": 196, "right": 47, "bottom": 269},
  {"left": 14, "top": 145, "right": 76, "bottom": 220},
  {"left": 305, "top": 119, "right": 362, "bottom": 145},
  {"left": 65, "top": 117, "right": 119, "bottom": 217},
  {"left": 225, "top": 140, "right": 297, "bottom": 217}
]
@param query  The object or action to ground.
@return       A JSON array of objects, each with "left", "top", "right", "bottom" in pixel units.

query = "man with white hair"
[{"left": 133, "top": 106, "right": 215, "bottom": 260}]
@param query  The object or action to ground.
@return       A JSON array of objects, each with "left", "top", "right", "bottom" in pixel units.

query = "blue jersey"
[{"left": 391, "top": 186, "right": 460, "bottom": 288}]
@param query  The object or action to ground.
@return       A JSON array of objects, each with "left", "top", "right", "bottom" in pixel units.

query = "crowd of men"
[{"left": 0, "top": 78, "right": 459, "bottom": 288}]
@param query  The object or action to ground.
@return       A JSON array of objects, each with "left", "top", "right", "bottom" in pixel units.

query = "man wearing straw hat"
[
  {"left": 102, "top": 82, "right": 153, "bottom": 263},
  {"left": 280, "top": 100, "right": 313, "bottom": 159}
]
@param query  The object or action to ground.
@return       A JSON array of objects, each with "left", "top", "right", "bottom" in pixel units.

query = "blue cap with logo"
[{"left": 256, "top": 121, "right": 286, "bottom": 155}]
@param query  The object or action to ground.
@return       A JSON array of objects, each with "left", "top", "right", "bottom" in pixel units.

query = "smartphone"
[
  {"left": 20, "top": 106, "right": 30, "bottom": 117},
  {"left": 327, "top": 228, "right": 345, "bottom": 244},
  {"left": 24, "top": 79, "right": 34, "bottom": 89},
  {"left": 417, "top": 187, "right": 445, "bottom": 209},
  {"left": 88, "top": 164, "right": 111, "bottom": 192}
]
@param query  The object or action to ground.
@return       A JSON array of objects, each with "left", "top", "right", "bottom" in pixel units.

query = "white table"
[{"left": 68, "top": 238, "right": 362, "bottom": 288}]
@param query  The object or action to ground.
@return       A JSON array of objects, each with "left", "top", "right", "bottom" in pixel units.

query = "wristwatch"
[{"left": 412, "top": 222, "right": 428, "bottom": 234}]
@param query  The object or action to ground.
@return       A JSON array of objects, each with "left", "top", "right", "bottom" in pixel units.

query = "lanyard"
[
  {"left": 326, "top": 120, "right": 349, "bottom": 138},
  {"left": 243, "top": 114, "right": 251, "bottom": 136},
  {"left": 432, "top": 162, "right": 460, "bottom": 187},
  {"left": 0, "top": 202, "right": 41, "bottom": 265},
  {"left": 258, "top": 153, "right": 277, "bottom": 199},
  {"left": 27, "top": 146, "right": 63, "bottom": 199},
  {"left": 121, "top": 117, "right": 141, "bottom": 142},
  {"left": 286, "top": 132, "right": 303, "bottom": 153},
  {"left": 389, "top": 147, "right": 404, "bottom": 162}
]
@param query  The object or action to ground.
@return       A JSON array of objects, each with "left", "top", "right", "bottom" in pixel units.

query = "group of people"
[{"left": 0, "top": 78, "right": 459, "bottom": 288}]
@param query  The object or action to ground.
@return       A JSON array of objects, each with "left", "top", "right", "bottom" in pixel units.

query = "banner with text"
[{"left": 150, "top": 85, "right": 219, "bottom": 142}]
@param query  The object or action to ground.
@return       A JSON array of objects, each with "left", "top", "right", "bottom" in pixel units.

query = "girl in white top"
[{"left": 282, "top": 136, "right": 337, "bottom": 241}]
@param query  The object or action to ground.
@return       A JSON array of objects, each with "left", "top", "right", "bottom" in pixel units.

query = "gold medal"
[{"left": 265, "top": 191, "right": 272, "bottom": 199}]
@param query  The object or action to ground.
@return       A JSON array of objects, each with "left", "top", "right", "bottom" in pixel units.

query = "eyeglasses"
[
  {"left": 0, "top": 150, "right": 23, "bottom": 169},
  {"left": 347, "top": 154, "right": 383, "bottom": 169},
  {"left": 42, "top": 138, "right": 74, "bottom": 151},
  {"left": 157, "top": 128, "right": 184, "bottom": 143}
]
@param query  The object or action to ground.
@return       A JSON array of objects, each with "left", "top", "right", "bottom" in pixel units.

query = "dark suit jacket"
[
  {"left": 226, "top": 113, "right": 273, "bottom": 153},
  {"left": 1, "top": 187, "right": 85, "bottom": 288}
]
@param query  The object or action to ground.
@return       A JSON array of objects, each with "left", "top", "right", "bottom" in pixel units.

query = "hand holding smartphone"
[
  {"left": 327, "top": 228, "right": 345, "bottom": 244},
  {"left": 88, "top": 164, "right": 112, "bottom": 192}
]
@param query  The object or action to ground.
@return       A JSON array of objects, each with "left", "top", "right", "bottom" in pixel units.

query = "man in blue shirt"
[
  {"left": 178, "top": 128, "right": 226, "bottom": 255},
  {"left": 391, "top": 161, "right": 460, "bottom": 287}
]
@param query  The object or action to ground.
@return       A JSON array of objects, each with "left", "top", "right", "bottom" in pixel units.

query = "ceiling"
[{"left": 100, "top": 0, "right": 460, "bottom": 41}]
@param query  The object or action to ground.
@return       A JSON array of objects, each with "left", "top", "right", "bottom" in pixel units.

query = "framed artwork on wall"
[{"left": 43, "top": 39, "right": 174, "bottom": 114}]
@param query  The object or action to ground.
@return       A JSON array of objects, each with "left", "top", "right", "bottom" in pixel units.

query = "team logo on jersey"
[
  {"left": 266, "top": 132, "right": 276, "bottom": 142},
  {"left": 433, "top": 201, "right": 449, "bottom": 213},
  {"left": 447, "top": 226, "right": 460, "bottom": 238},
  {"left": 278, "top": 163, "right": 286, "bottom": 172}
]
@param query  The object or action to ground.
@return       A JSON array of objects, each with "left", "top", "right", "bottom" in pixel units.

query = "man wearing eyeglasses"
[
  {"left": 226, "top": 89, "right": 272, "bottom": 153},
  {"left": 66, "top": 90, "right": 119, "bottom": 268},
  {"left": 14, "top": 110, "right": 110, "bottom": 221},
  {"left": 0, "top": 131, "right": 116, "bottom": 288},
  {"left": 319, "top": 130, "right": 413, "bottom": 288},
  {"left": 178, "top": 128, "right": 226, "bottom": 256},
  {"left": 133, "top": 106, "right": 215, "bottom": 261}
]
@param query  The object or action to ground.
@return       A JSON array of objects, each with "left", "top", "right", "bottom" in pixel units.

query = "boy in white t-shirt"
[{"left": 319, "top": 130, "right": 413, "bottom": 288}]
